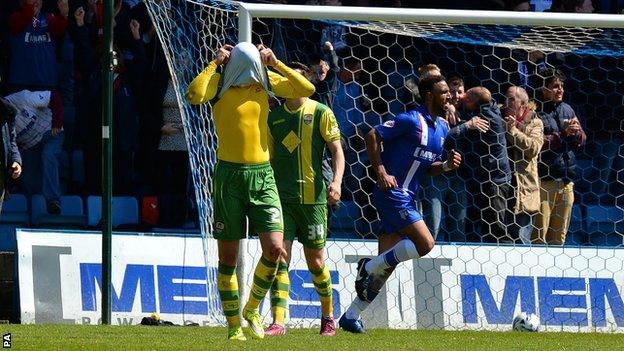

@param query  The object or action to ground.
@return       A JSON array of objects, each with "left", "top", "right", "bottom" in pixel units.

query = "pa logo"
[{"left": 2, "top": 333, "right": 10, "bottom": 349}]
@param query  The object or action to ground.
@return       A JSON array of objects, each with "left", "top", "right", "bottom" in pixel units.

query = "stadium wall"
[{"left": 16, "top": 229, "right": 624, "bottom": 332}]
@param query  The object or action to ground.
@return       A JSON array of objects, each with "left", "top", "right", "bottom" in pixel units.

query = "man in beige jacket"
[{"left": 504, "top": 86, "right": 544, "bottom": 244}]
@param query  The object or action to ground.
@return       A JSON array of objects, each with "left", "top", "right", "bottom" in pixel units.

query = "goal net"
[{"left": 145, "top": 0, "right": 624, "bottom": 331}]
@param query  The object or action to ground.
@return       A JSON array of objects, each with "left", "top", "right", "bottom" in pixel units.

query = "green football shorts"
[
  {"left": 212, "top": 160, "right": 283, "bottom": 240},
  {"left": 282, "top": 203, "right": 328, "bottom": 249}
]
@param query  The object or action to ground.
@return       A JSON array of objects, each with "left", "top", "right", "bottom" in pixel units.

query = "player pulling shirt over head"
[{"left": 186, "top": 42, "right": 315, "bottom": 341}]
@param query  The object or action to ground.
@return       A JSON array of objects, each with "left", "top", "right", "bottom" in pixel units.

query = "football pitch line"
[{"left": 2, "top": 325, "right": 623, "bottom": 350}]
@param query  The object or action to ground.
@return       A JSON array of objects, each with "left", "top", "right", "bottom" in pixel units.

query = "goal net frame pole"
[{"left": 238, "top": 2, "right": 624, "bottom": 30}]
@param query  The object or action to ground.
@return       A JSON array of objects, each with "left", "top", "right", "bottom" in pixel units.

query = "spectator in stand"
[
  {"left": 72, "top": 4, "right": 101, "bottom": 194},
  {"left": 504, "top": 86, "right": 544, "bottom": 244},
  {"left": 309, "top": 41, "right": 339, "bottom": 108},
  {"left": 316, "top": 0, "right": 348, "bottom": 55},
  {"left": 547, "top": 0, "right": 566, "bottom": 12},
  {"left": 585, "top": 107, "right": 624, "bottom": 206},
  {"left": 422, "top": 74, "right": 468, "bottom": 242},
  {"left": 4, "top": 90, "right": 63, "bottom": 214},
  {"left": 111, "top": 19, "right": 145, "bottom": 195},
  {"left": 563, "top": 0, "right": 595, "bottom": 12},
  {"left": 308, "top": 41, "right": 340, "bottom": 213},
  {"left": 8, "top": 0, "right": 69, "bottom": 92},
  {"left": 418, "top": 63, "right": 441, "bottom": 80},
  {"left": 450, "top": 87, "right": 513, "bottom": 243},
  {"left": 445, "top": 74, "right": 464, "bottom": 126},
  {"left": 532, "top": 68, "right": 586, "bottom": 245},
  {"left": 506, "top": 0, "right": 532, "bottom": 11},
  {"left": 156, "top": 63, "right": 189, "bottom": 228},
  {"left": 333, "top": 56, "right": 385, "bottom": 236},
  {"left": 0, "top": 98, "right": 23, "bottom": 213},
  {"left": 333, "top": 57, "right": 365, "bottom": 195}
]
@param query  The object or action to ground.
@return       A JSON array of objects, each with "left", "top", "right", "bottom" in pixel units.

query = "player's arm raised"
[
  {"left": 260, "top": 45, "right": 315, "bottom": 98},
  {"left": 185, "top": 44, "right": 232, "bottom": 104},
  {"left": 365, "top": 128, "right": 397, "bottom": 191}
]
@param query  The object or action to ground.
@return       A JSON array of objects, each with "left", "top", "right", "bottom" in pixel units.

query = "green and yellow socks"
[
  {"left": 311, "top": 264, "right": 333, "bottom": 317},
  {"left": 218, "top": 263, "right": 241, "bottom": 328},
  {"left": 270, "top": 262, "right": 290, "bottom": 325},
  {"left": 245, "top": 256, "right": 279, "bottom": 311}
]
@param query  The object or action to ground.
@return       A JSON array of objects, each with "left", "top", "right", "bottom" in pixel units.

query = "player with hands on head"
[{"left": 186, "top": 42, "right": 315, "bottom": 341}]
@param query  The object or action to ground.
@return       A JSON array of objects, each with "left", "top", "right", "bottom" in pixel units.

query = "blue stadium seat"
[
  {"left": 87, "top": 196, "right": 139, "bottom": 229},
  {"left": 31, "top": 195, "right": 86, "bottom": 228},
  {"left": 586, "top": 205, "right": 624, "bottom": 228},
  {"left": 586, "top": 205, "right": 624, "bottom": 246},
  {"left": 566, "top": 205, "right": 586, "bottom": 246},
  {"left": 0, "top": 193, "right": 29, "bottom": 225}
]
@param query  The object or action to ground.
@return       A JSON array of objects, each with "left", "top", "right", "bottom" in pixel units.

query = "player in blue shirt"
[{"left": 339, "top": 74, "right": 462, "bottom": 333}]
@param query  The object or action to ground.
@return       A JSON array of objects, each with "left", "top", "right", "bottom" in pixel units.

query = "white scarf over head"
[{"left": 218, "top": 42, "right": 270, "bottom": 99}]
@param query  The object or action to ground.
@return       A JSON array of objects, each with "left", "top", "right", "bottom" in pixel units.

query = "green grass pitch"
[{"left": 2, "top": 325, "right": 623, "bottom": 350}]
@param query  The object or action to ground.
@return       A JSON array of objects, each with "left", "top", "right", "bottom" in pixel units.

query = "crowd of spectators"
[
  {"left": 0, "top": 0, "right": 192, "bottom": 228},
  {"left": 0, "top": 0, "right": 621, "bottom": 244}
]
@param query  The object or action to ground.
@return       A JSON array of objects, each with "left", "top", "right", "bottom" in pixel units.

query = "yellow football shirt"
[{"left": 186, "top": 60, "right": 315, "bottom": 164}]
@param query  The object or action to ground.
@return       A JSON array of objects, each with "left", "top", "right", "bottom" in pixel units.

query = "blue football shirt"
[{"left": 374, "top": 106, "right": 449, "bottom": 196}]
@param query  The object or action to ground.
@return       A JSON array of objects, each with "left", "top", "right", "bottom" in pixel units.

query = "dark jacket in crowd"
[
  {"left": 0, "top": 98, "right": 22, "bottom": 190},
  {"left": 538, "top": 101, "right": 586, "bottom": 182},
  {"left": 448, "top": 101, "right": 512, "bottom": 185},
  {"left": 311, "top": 48, "right": 339, "bottom": 108}
]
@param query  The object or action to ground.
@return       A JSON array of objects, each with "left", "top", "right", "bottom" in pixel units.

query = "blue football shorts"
[{"left": 371, "top": 187, "right": 423, "bottom": 235}]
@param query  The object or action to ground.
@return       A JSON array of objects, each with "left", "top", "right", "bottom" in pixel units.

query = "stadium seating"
[
  {"left": 0, "top": 194, "right": 29, "bottom": 225},
  {"left": 86, "top": 196, "right": 139, "bottom": 230},
  {"left": 586, "top": 205, "right": 624, "bottom": 246},
  {"left": 0, "top": 194, "right": 29, "bottom": 251},
  {"left": 565, "top": 205, "right": 586, "bottom": 246},
  {"left": 30, "top": 195, "right": 86, "bottom": 228}
]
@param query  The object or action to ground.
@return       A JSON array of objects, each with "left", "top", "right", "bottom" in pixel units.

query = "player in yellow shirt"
[
  {"left": 186, "top": 43, "right": 315, "bottom": 341},
  {"left": 264, "top": 62, "right": 344, "bottom": 337}
]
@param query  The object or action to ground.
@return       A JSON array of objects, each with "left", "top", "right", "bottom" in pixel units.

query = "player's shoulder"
[
  {"left": 268, "top": 104, "right": 287, "bottom": 122},
  {"left": 307, "top": 99, "right": 332, "bottom": 114},
  {"left": 437, "top": 116, "right": 450, "bottom": 130},
  {"left": 396, "top": 108, "right": 420, "bottom": 122}
]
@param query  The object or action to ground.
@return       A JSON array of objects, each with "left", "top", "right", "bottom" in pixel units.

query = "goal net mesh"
[{"left": 145, "top": 0, "right": 624, "bottom": 331}]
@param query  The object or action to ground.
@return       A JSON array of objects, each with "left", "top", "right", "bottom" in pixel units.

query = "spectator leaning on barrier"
[
  {"left": 532, "top": 68, "right": 586, "bottom": 246},
  {"left": 503, "top": 86, "right": 544, "bottom": 245},
  {"left": 0, "top": 98, "right": 23, "bottom": 213}
]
